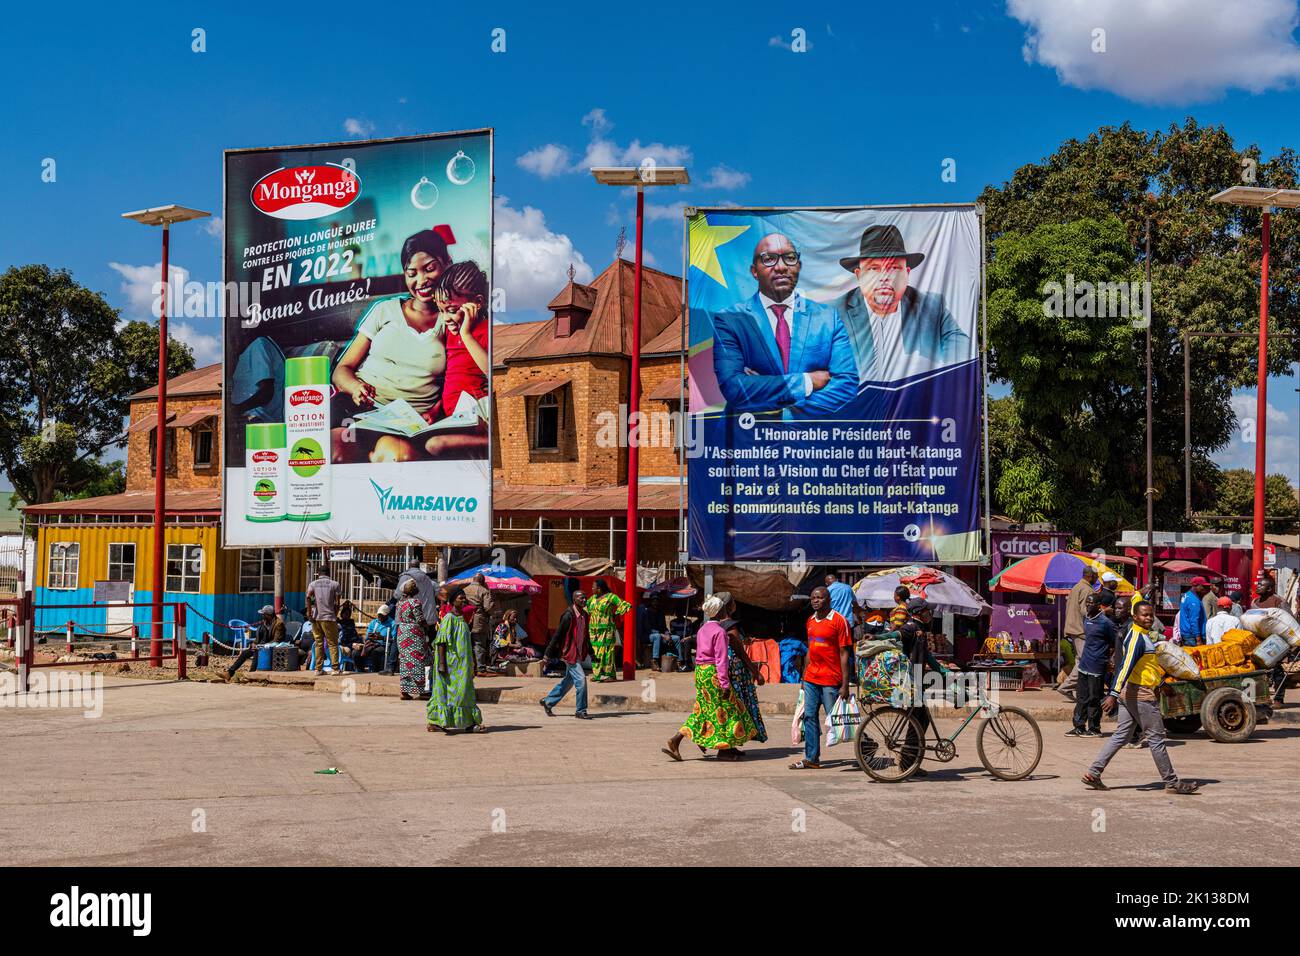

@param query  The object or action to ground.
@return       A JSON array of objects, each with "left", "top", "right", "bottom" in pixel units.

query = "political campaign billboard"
[{"left": 686, "top": 205, "right": 984, "bottom": 564}]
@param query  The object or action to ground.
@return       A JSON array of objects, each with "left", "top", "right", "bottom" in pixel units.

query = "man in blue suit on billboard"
[
  {"left": 838, "top": 224, "right": 972, "bottom": 382},
  {"left": 710, "top": 233, "right": 858, "bottom": 416}
]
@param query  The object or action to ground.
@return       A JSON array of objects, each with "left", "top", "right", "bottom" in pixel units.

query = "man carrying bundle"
[{"left": 1082, "top": 600, "right": 1199, "bottom": 795}]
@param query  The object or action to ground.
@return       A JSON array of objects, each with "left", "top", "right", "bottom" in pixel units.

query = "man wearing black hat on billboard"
[{"left": 838, "top": 224, "right": 972, "bottom": 382}]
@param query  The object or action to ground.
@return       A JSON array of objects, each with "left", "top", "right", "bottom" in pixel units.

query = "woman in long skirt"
[
  {"left": 720, "top": 594, "right": 767, "bottom": 744},
  {"left": 427, "top": 591, "right": 485, "bottom": 733},
  {"left": 584, "top": 578, "right": 631, "bottom": 682},
  {"left": 395, "top": 579, "right": 429, "bottom": 701},
  {"left": 661, "top": 593, "right": 757, "bottom": 761}
]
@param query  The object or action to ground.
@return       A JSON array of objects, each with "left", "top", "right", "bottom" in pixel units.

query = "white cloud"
[
  {"left": 344, "top": 117, "right": 375, "bottom": 137},
  {"left": 203, "top": 216, "right": 223, "bottom": 239},
  {"left": 516, "top": 143, "right": 572, "bottom": 178},
  {"left": 644, "top": 200, "right": 690, "bottom": 223},
  {"left": 493, "top": 197, "right": 594, "bottom": 313},
  {"left": 700, "top": 164, "right": 751, "bottom": 191},
  {"left": 108, "top": 261, "right": 191, "bottom": 319},
  {"left": 171, "top": 321, "right": 222, "bottom": 366},
  {"left": 517, "top": 109, "right": 693, "bottom": 177},
  {"left": 1218, "top": 394, "right": 1299, "bottom": 482},
  {"left": 1008, "top": 0, "right": 1300, "bottom": 103}
]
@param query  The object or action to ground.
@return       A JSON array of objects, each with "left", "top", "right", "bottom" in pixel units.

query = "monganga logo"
[
  {"left": 250, "top": 163, "right": 361, "bottom": 221},
  {"left": 369, "top": 478, "right": 478, "bottom": 517}
]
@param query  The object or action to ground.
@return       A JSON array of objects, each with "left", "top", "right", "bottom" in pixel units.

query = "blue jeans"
[
  {"left": 650, "top": 631, "right": 683, "bottom": 661},
  {"left": 544, "top": 663, "right": 588, "bottom": 715},
  {"left": 1182, "top": 633, "right": 1201, "bottom": 648},
  {"left": 802, "top": 681, "right": 839, "bottom": 764}
]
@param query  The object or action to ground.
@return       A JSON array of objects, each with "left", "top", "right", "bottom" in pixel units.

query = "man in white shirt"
[{"left": 1205, "top": 597, "right": 1240, "bottom": 645}]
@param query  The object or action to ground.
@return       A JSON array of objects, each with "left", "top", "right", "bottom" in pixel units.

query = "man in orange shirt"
[{"left": 790, "top": 586, "right": 853, "bottom": 770}]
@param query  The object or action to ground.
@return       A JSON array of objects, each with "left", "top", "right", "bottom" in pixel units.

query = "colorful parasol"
[
  {"left": 990, "top": 551, "right": 1134, "bottom": 596},
  {"left": 853, "top": 565, "right": 990, "bottom": 616},
  {"left": 446, "top": 563, "right": 541, "bottom": 595}
]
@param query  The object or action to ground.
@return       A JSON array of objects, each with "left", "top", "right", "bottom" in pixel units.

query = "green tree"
[
  {"left": 1207, "top": 469, "right": 1300, "bottom": 534},
  {"left": 979, "top": 118, "right": 1300, "bottom": 545},
  {"left": 0, "top": 265, "right": 195, "bottom": 504}
]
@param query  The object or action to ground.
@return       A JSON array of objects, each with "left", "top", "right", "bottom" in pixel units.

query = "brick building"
[
  {"left": 491, "top": 257, "right": 686, "bottom": 571},
  {"left": 21, "top": 254, "right": 690, "bottom": 632}
]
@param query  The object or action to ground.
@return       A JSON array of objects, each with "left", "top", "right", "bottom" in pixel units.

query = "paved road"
[{"left": 2, "top": 674, "right": 1298, "bottom": 866}]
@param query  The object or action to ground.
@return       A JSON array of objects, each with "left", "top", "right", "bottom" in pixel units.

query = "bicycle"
[{"left": 853, "top": 674, "right": 1043, "bottom": 782}]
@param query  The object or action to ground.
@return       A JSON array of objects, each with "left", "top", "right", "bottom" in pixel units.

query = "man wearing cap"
[
  {"left": 223, "top": 605, "right": 284, "bottom": 680},
  {"left": 1205, "top": 597, "right": 1240, "bottom": 646},
  {"left": 1068, "top": 590, "right": 1116, "bottom": 737},
  {"left": 710, "top": 233, "right": 858, "bottom": 416},
  {"left": 837, "top": 224, "right": 973, "bottom": 382},
  {"left": 366, "top": 604, "right": 397, "bottom": 674},
  {"left": 1058, "top": 568, "right": 1098, "bottom": 699},
  {"left": 1179, "top": 577, "right": 1211, "bottom": 648}
]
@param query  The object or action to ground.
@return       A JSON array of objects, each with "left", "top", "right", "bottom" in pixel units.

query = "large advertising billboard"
[
  {"left": 222, "top": 130, "right": 493, "bottom": 547},
  {"left": 686, "top": 205, "right": 983, "bottom": 564}
]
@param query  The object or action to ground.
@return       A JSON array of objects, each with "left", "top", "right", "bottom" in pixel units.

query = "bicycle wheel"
[
  {"left": 855, "top": 706, "right": 924, "bottom": 782},
  {"left": 976, "top": 705, "right": 1042, "bottom": 781}
]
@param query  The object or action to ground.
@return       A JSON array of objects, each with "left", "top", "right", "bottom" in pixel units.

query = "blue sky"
[{"left": 1, "top": 0, "right": 1297, "bottom": 485}]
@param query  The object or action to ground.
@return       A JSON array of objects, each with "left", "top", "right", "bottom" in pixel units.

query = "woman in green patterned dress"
[
  {"left": 427, "top": 591, "right": 485, "bottom": 734},
  {"left": 584, "top": 578, "right": 631, "bottom": 682},
  {"left": 661, "top": 593, "right": 757, "bottom": 761}
]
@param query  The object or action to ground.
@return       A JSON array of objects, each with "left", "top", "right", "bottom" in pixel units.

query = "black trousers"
[
  {"left": 228, "top": 645, "right": 262, "bottom": 675},
  {"left": 1073, "top": 671, "right": 1103, "bottom": 732}
]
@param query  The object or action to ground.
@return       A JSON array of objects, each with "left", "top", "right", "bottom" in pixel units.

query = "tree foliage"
[
  {"left": 0, "top": 265, "right": 195, "bottom": 504},
  {"left": 979, "top": 118, "right": 1300, "bottom": 545},
  {"left": 1209, "top": 468, "right": 1300, "bottom": 535}
]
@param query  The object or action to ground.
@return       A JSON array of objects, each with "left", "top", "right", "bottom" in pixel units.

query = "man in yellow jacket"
[{"left": 1081, "top": 601, "right": 1200, "bottom": 794}]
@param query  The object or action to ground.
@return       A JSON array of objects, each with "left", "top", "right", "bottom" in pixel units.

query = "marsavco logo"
[
  {"left": 251, "top": 450, "right": 279, "bottom": 463},
  {"left": 251, "top": 164, "right": 360, "bottom": 220},
  {"left": 288, "top": 388, "right": 323, "bottom": 407}
]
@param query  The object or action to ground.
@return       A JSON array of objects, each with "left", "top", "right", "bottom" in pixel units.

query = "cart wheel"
[
  {"left": 1163, "top": 715, "right": 1202, "bottom": 736},
  {"left": 1200, "top": 686, "right": 1256, "bottom": 743},
  {"left": 976, "top": 705, "right": 1043, "bottom": 780},
  {"left": 855, "top": 707, "right": 923, "bottom": 782}
]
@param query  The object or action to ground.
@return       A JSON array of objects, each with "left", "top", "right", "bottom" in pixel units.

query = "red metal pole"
[
  {"left": 176, "top": 603, "right": 187, "bottom": 680},
  {"left": 622, "top": 187, "right": 644, "bottom": 681},
  {"left": 151, "top": 224, "right": 169, "bottom": 667},
  {"left": 1252, "top": 209, "right": 1270, "bottom": 600}
]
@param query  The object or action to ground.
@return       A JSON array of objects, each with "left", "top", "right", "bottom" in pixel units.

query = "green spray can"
[{"left": 284, "top": 355, "right": 331, "bottom": 522}]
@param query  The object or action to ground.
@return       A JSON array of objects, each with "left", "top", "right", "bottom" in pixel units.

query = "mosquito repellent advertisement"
[{"left": 222, "top": 130, "right": 493, "bottom": 547}]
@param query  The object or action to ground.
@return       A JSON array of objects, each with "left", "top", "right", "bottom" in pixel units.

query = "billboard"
[
  {"left": 686, "top": 205, "right": 984, "bottom": 564},
  {"left": 222, "top": 130, "right": 493, "bottom": 547}
]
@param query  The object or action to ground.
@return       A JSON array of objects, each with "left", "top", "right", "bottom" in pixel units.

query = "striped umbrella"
[
  {"left": 446, "top": 563, "right": 542, "bottom": 595},
  {"left": 990, "top": 551, "right": 1134, "bottom": 596}
]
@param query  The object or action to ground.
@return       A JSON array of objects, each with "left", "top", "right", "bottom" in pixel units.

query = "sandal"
[
  {"left": 788, "top": 759, "right": 821, "bottom": 770},
  {"left": 469, "top": 724, "right": 487, "bottom": 733},
  {"left": 1165, "top": 780, "right": 1200, "bottom": 795},
  {"left": 1082, "top": 773, "right": 1108, "bottom": 791}
]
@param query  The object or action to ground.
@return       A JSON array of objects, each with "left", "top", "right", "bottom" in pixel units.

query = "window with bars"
[
  {"left": 107, "top": 543, "right": 136, "bottom": 583},
  {"left": 165, "top": 544, "right": 203, "bottom": 593},
  {"left": 239, "top": 549, "right": 276, "bottom": 593},
  {"left": 47, "top": 542, "right": 80, "bottom": 590}
]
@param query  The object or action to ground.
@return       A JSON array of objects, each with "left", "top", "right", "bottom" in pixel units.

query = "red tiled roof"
[
  {"left": 22, "top": 489, "right": 221, "bottom": 516},
  {"left": 131, "top": 363, "right": 223, "bottom": 400},
  {"left": 502, "top": 259, "right": 684, "bottom": 363}
]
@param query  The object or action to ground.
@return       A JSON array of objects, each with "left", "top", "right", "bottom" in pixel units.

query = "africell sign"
[{"left": 990, "top": 532, "right": 1070, "bottom": 576}]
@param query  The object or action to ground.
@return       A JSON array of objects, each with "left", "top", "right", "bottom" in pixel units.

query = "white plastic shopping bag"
[
  {"left": 791, "top": 687, "right": 806, "bottom": 746},
  {"left": 825, "top": 695, "right": 861, "bottom": 747}
]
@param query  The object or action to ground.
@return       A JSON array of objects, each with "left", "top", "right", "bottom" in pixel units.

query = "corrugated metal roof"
[
  {"left": 500, "top": 377, "right": 570, "bottom": 398},
  {"left": 646, "top": 377, "right": 685, "bottom": 401},
  {"left": 22, "top": 489, "right": 221, "bottom": 515},
  {"left": 495, "top": 483, "right": 681, "bottom": 514},
  {"left": 131, "top": 363, "right": 223, "bottom": 400},
  {"left": 170, "top": 406, "right": 220, "bottom": 428},
  {"left": 503, "top": 258, "right": 684, "bottom": 362},
  {"left": 492, "top": 319, "right": 550, "bottom": 367},
  {"left": 127, "top": 413, "right": 173, "bottom": 433}
]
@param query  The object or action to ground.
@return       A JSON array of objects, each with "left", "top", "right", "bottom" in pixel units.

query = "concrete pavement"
[{"left": 2, "top": 669, "right": 1299, "bottom": 866}]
